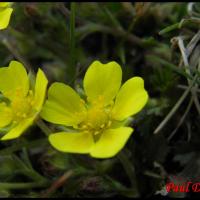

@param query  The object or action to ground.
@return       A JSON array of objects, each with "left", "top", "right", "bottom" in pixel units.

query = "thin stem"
[
  {"left": 36, "top": 118, "right": 52, "bottom": 136},
  {"left": 102, "top": 5, "right": 123, "bottom": 31},
  {"left": 167, "top": 96, "right": 194, "bottom": 141},
  {"left": 1, "top": 35, "right": 32, "bottom": 71},
  {"left": 68, "top": 2, "right": 76, "bottom": 85},
  {"left": 121, "top": 2, "right": 135, "bottom": 16},
  {"left": 117, "top": 151, "right": 139, "bottom": 197},
  {"left": 146, "top": 55, "right": 193, "bottom": 80},
  {"left": 12, "top": 155, "right": 48, "bottom": 183},
  {"left": 178, "top": 36, "right": 200, "bottom": 115},
  {"left": 22, "top": 147, "right": 33, "bottom": 169},
  {"left": 0, "top": 138, "right": 48, "bottom": 156},
  {"left": 41, "top": 170, "right": 74, "bottom": 197},
  {"left": 76, "top": 23, "right": 143, "bottom": 47},
  {"left": 154, "top": 75, "right": 198, "bottom": 134},
  {"left": 177, "top": 84, "right": 200, "bottom": 93},
  {"left": 0, "top": 181, "right": 49, "bottom": 190}
]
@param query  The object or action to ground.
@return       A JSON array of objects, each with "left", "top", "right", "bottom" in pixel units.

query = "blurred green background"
[{"left": 0, "top": 2, "right": 200, "bottom": 198}]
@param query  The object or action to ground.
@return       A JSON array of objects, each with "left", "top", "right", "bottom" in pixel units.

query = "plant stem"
[
  {"left": 12, "top": 155, "right": 48, "bottom": 183},
  {"left": 177, "top": 36, "right": 200, "bottom": 115},
  {"left": 0, "top": 138, "right": 48, "bottom": 156},
  {"left": 167, "top": 96, "right": 194, "bottom": 141},
  {"left": 68, "top": 2, "right": 76, "bottom": 85},
  {"left": 41, "top": 170, "right": 74, "bottom": 197},
  {"left": 36, "top": 118, "right": 52, "bottom": 136},
  {"left": 117, "top": 151, "right": 139, "bottom": 197},
  {"left": 1, "top": 34, "right": 32, "bottom": 71},
  {"left": 0, "top": 181, "right": 49, "bottom": 190},
  {"left": 154, "top": 75, "right": 198, "bottom": 134},
  {"left": 177, "top": 84, "right": 200, "bottom": 93}
]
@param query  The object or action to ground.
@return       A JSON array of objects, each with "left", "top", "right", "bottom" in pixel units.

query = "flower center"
[
  {"left": 78, "top": 96, "right": 113, "bottom": 139},
  {"left": 4, "top": 88, "right": 36, "bottom": 123}
]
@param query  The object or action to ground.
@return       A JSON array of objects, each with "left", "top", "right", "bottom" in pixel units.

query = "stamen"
[
  {"left": 77, "top": 94, "right": 113, "bottom": 141},
  {"left": 22, "top": 113, "right": 27, "bottom": 118},
  {"left": 28, "top": 90, "right": 33, "bottom": 96},
  {"left": 87, "top": 122, "right": 92, "bottom": 127},
  {"left": 13, "top": 120, "right": 17, "bottom": 124},
  {"left": 81, "top": 125, "right": 88, "bottom": 129},
  {"left": 107, "top": 120, "right": 112, "bottom": 127},
  {"left": 100, "top": 124, "right": 105, "bottom": 129},
  {"left": 7, "top": 88, "right": 36, "bottom": 122},
  {"left": 94, "top": 130, "right": 100, "bottom": 135}
]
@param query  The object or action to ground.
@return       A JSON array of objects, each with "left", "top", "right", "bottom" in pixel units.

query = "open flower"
[
  {"left": 0, "top": 2, "right": 13, "bottom": 30},
  {"left": 41, "top": 61, "right": 148, "bottom": 158},
  {"left": 0, "top": 61, "right": 48, "bottom": 140}
]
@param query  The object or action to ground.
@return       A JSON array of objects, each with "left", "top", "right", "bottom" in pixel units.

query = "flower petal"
[
  {"left": 0, "top": 7, "right": 13, "bottom": 30},
  {"left": 90, "top": 127, "right": 133, "bottom": 158},
  {"left": 112, "top": 77, "right": 148, "bottom": 121},
  {"left": 0, "top": 103, "right": 12, "bottom": 128},
  {"left": 1, "top": 117, "right": 34, "bottom": 140},
  {"left": 49, "top": 131, "right": 94, "bottom": 154},
  {"left": 34, "top": 68, "right": 48, "bottom": 111},
  {"left": 0, "top": 61, "right": 29, "bottom": 99},
  {"left": 40, "top": 82, "right": 86, "bottom": 126},
  {"left": 83, "top": 60, "right": 122, "bottom": 106},
  {"left": 0, "top": 3, "right": 11, "bottom": 7}
]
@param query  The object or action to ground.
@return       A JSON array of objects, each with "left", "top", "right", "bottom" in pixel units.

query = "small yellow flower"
[
  {"left": 41, "top": 61, "right": 148, "bottom": 158},
  {"left": 0, "top": 61, "right": 48, "bottom": 140},
  {"left": 0, "top": 2, "right": 13, "bottom": 30}
]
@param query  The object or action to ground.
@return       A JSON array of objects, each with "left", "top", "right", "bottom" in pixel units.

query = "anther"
[
  {"left": 81, "top": 125, "right": 88, "bottom": 129},
  {"left": 107, "top": 120, "right": 112, "bottom": 127},
  {"left": 100, "top": 124, "right": 105, "bottom": 129},
  {"left": 87, "top": 122, "right": 92, "bottom": 127},
  {"left": 28, "top": 90, "right": 33, "bottom": 96},
  {"left": 94, "top": 130, "right": 100, "bottom": 135},
  {"left": 22, "top": 113, "right": 27, "bottom": 118}
]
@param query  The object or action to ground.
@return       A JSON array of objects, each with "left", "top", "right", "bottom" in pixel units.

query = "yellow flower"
[
  {"left": 41, "top": 61, "right": 148, "bottom": 158},
  {"left": 0, "top": 2, "right": 13, "bottom": 30},
  {"left": 0, "top": 61, "right": 48, "bottom": 140}
]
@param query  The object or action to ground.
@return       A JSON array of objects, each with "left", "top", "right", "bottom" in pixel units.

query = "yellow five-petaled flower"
[
  {"left": 0, "top": 61, "right": 48, "bottom": 140},
  {"left": 0, "top": 2, "right": 13, "bottom": 30},
  {"left": 41, "top": 61, "right": 148, "bottom": 159}
]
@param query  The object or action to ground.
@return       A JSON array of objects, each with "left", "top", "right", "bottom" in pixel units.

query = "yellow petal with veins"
[
  {"left": 83, "top": 60, "right": 122, "bottom": 106},
  {"left": 0, "top": 61, "right": 29, "bottom": 100},
  {"left": 49, "top": 131, "right": 94, "bottom": 153},
  {"left": 90, "top": 127, "right": 133, "bottom": 158},
  {"left": 112, "top": 77, "right": 148, "bottom": 121},
  {"left": 41, "top": 82, "right": 86, "bottom": 126},
  {"left": 1, "top": 117, "right": 34, "bottom": 140},
  {"left": 0, "top": 103, "right": 12, "bottom": 128},
  {"left": 0, "top": 3, "right": 11, "bottom": 8},
  {"left": 34, "top": 68, "right": 48, "bottom": 111},
  {"left": 0, "top": 7, "right": 13, "bottom": 30}
]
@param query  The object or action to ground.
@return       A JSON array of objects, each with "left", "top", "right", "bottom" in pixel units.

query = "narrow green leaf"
[{"left": 159, "top": 23, "right": 180, "bottom": 35}]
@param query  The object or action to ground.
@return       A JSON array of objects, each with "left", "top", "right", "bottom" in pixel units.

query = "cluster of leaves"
[{"left": 0, "top": 2, "right": 200, "bottom": 198}]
